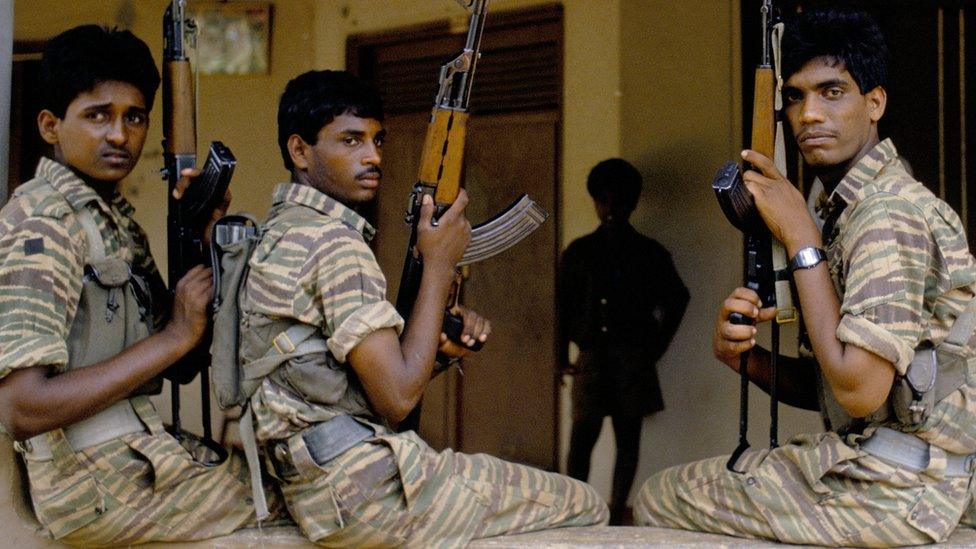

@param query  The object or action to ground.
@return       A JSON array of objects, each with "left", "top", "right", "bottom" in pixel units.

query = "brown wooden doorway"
[
  {"left": 349, "top": 5, "right": 563, "bottom": 469},
  {"left": 8, "top": 42, "right": 47, "bottom": 198}
]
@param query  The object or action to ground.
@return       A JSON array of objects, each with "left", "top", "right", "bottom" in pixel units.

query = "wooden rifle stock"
[
  {"left": 420, "top": 109, "right": 469, "bottom": 206},
  {"left": 163, "top": 59, "right": 196, "bottom": 159},
  {"left": 395, "top": 0, "right": 551, "bottom": 432},
  {"left": 396, "top": 1, "right": 488, "bottom": 345},
  {"left": 750, "top": 66, "right": 775, "bottom": 160}
]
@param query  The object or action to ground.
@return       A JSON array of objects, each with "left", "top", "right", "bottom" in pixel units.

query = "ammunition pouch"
[
  {"left": 265, "top": 415, "right": 374, "bottom": 480},
  {"left": 893, "top": 299, "right": 976, "bottom": 428},
  {"left": 893, "top": 346, "right": 967, "bottom": 427}
]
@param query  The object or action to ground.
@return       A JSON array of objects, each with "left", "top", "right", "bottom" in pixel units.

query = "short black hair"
[
  {"left": 277, "top": 70, "right": 385, "bottom": 171},
  {"left": 586, "top": 158, "right": 642, "bottom": 213},
  {"left": 39, "top": 25, "right": 160, "bottom": 118},
  {"left": 782, "top": 9, "right": 889, "bottom": 94}
]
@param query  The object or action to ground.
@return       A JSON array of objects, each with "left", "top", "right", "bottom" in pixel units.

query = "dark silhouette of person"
[{"left": 558, "top": 158, "right": 689, "bottom": 525}]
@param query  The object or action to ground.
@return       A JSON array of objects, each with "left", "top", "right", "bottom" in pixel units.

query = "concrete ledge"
[
  {"left": 468, "top": 526, "right": 976, "bottom": 548},
  {"left": 144, "top": 526, "right": 313, "bottom": 547},
  {"left": 134, "top": 525, "right": 976, "bottom": 548},
  {"left": 10, "top": 524, "right": 976, "bottom": 547}
]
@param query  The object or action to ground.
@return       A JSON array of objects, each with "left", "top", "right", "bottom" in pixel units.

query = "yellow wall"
[{"left": 11, "top": 0, "right": 821, "bottom": 508}]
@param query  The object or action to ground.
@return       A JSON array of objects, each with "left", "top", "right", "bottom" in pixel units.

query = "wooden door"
[
  {"left": 8, "top": 43, "right": 46, "bottom": 198},
  {"left": 375, "top": 111, "right": 559, "bottom": 469}
]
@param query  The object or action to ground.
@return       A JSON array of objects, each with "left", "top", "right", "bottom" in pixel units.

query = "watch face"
[{"left": 792, "top": 247, "right": 825, "bottom": 271}]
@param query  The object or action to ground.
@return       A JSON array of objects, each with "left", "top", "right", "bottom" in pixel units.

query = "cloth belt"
[
  {"left": 16, "top": 398, "right": 146, "bottom": 461},
  {"left": 267, "top": 414, "right": 373, "bottom": 479},
  {"left": 860, "top": 427, "right": 975, "bottom": 477}
]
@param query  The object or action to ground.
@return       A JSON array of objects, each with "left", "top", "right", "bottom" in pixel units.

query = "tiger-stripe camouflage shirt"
[
  {"left": 244, "top": 182, "right": 404, "bottom": 443},
  {"left": 815, "top": 138, "right": 976, "bottom": 452}
]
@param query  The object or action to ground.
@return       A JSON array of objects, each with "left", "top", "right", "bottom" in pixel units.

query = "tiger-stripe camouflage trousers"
[
  {"left": 25, "top": 397, "right": 290, "bottom": 546},
  {"left": 279, "top": 429, "right": 608, "bottom": 547},
  {"left": 635, "top": 431, "right": 975, "bottom": 547}
]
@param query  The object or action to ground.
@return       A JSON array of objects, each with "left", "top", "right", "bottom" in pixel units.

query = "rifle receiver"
[
  {"left": 163, "top": 0, "right": 191, "bottom": 61},
  {"left": 435, "top": 0, "right": 488, "bottom": 110}
]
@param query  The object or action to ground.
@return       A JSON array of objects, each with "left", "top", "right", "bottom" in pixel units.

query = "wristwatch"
[{"left": 788, "top": 246, "right": 827, "bottom": 273}]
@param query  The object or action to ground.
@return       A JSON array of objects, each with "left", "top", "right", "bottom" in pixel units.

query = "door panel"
[{"left": 376, "top": 111, "right": 559, "bottom": 469}]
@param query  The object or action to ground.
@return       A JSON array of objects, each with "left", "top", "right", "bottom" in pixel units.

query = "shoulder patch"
[
  {"left": 10, "top": 179, "right": 72, "bottom": 220},
  {"left": 32, "top": 193, "right": 72, "bottom": 219},
  {"left": 23, "top": 238, "right": 44, "bottom": 255}
]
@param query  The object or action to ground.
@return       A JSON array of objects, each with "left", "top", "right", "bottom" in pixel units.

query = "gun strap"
[
  {"left": 769, "top": 322, "right": 780, "bottom": 447},
  {"left": 727, "top": 351, "right": 751, "bottom": 472},
  {"left": 772, "top": 22, "right": 785, "bottom": 112},
  {"left": 239, "top": 402, "right": 269, "bottom": 521},
  {"left": 769, "top": 21, "right": 796, "bottom": 325},
  {"left": 770, "top": 243, "right": 794, "bottom": 323}
]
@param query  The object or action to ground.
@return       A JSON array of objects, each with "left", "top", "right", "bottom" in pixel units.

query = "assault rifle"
[
  {"left": 712, "top": 0, "right": 792, "bottom": 471},
  {"left": 162, "top": 0, "right": 236, "bottom": 447},
  {"left": 395, "top": 0, "right": 548, "bottom": 347}
]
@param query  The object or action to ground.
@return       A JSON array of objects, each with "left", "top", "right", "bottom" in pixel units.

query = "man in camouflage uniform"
[
  {"left": 0, "top": 26, "right": 286, "bottom": 545},
  {"left": 241, "top": 70, "right": 608, "bottom": 547},
  {"left": 636, "top": 10, "right": 976, "bottom": 547}
]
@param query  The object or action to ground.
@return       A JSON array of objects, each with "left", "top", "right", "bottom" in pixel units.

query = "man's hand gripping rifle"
[
  {"left": 712, "top": 0, "right": 794, "bottom": 471},
  {"left": 396, "top": 0, "right": 548, "bottom": 350},
  {"left": 162, "top": 0, "right": 235, "bottom": 448}
]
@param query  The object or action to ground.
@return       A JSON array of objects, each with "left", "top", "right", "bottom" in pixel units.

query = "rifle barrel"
[{"left": 760, "top": 0, "right": 772, "bottom": 67}]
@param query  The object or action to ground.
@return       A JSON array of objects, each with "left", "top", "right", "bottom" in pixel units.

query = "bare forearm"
[
  {"left": 352, "top": 261, "right": 457, "bottom": 423},
  {"left": 790, "top": 260, "right": 847, "bottom": 384},
  {"left": 351, "top": 191, "right": 471, "bottom": 423},
  {"left": 397, "top": 263, "right": 456, "bottom": 402},
  {"left": 786, "top": 242, "right": 894, "bottom": 417},
  {"left": 739, "top": 148, "right": 894, "bottom": 417},
  {"left": 732, "top": 346, "right": 819, "bottom": 410},
  {"left": 0, "top": 326, "right": 194, "bottom": 440}
]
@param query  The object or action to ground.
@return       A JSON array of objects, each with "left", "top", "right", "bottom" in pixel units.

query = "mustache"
[
  {"left": 100, "top": 146, "right": 132, "bottom": 158},
  {"left": 356, "top": 166, "right": 382, "bottom": 180},
  {"left": 797, "top": 129, "right": 836, "bottom": 142}
]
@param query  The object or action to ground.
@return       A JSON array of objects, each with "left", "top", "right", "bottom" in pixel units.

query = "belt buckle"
[{"left": 272, "top": 332, "right": 296, "bottom": 355}]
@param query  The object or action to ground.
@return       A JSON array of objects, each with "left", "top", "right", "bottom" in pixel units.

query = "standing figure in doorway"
[{"left": 559, "top": 158, "right": 689, "bottom": 525}]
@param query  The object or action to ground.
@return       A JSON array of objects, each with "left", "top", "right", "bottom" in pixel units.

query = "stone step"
[
  {"left": 10, "top": 516, "right": 976, "bottom": 547},
  {"left": 140, "top": 524, "right": 976, "bottom": 547},
  {"left": 6, "top": 434, "right": 976, "bottom": 547},
  {"left": 469, "top": 526, "right": 976, "bottom": 548}
]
